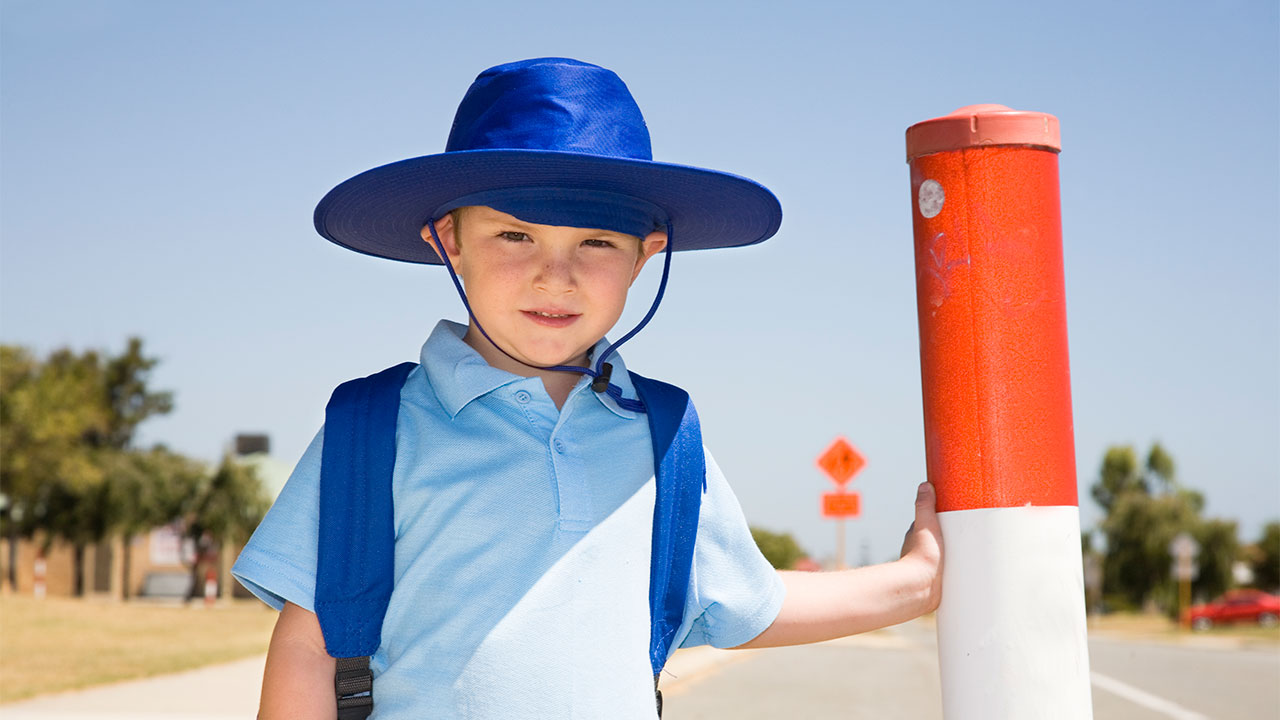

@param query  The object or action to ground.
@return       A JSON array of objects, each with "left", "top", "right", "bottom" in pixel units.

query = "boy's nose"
[{"left": 533, "top": 251, "right": 577, "bottom": 293}]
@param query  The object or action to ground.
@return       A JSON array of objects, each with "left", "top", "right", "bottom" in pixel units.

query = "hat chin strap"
[{"left": 425, "top": 218, "right": 674, "bottom": 413}]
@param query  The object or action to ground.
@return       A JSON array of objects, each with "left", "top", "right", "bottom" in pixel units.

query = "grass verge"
[
  {"left": 1088, "top": 611, "right": 1280, "bottom": 646},
  {"left": 0, "top": 595, "right": 277, "bottom": 703}
]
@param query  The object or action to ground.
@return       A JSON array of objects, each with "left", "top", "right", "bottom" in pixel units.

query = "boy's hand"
[
  {"left": 899, "top": 481, "right": 943, "bottom": 613},
  {"left": 735, "top": 481, "right": 946, "bottom": 649}
]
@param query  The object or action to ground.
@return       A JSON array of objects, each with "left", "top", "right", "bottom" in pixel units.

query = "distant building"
[
  {"left": 233, "top": 433, "right": 291, "bottom": 501},
  {"left": 235, "top": 433, "right": 270, "bottom": 456}
]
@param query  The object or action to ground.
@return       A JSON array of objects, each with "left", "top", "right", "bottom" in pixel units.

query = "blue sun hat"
[
  {"left": 313, "top": 57, "right": 782, "bottom": 264},
  {"left": 314, "top": 57, "right": 782, "bottom": 408}
]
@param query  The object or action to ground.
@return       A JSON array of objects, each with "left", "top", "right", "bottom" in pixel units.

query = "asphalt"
[
  {"left": 663, "top": 621, "right": 1280, "bottom": 720},
  {"left": 4, "top": 620, "right": 1277, "bottom": 719}
]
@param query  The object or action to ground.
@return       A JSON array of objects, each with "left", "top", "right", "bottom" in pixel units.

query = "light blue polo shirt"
[{"left": 233, "top": 320, "right": 785, "bottom": 719}]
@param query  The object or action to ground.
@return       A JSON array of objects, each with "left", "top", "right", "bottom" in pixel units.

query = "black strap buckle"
[
  {"left": 591, "top": 362, "right": 614, "bottom": 394},
  {"left": 335, "top": 656, "right": 374, "bottom": 720}
]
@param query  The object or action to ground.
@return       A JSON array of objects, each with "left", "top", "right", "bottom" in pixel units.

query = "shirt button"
[
  {"left": 553, "top": 439, "right": 566, "bottom": 454},
  {"left": 514, "top": 390, "right": 531, "bottom": 404}
]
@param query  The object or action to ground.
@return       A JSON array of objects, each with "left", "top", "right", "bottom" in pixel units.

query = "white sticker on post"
[{"left": 919, "top": 179, "right": 944, "bottom": 218}]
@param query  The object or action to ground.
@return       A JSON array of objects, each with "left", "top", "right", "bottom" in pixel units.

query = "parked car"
[{"left": 1184, "top": 589, "right": 1280, "bottom": 631}]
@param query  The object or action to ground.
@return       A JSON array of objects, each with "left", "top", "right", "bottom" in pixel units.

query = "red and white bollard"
[
  {"left": 33, "top": 552, "right": 47, "bottom": 599},
  {"left": 906, "top": 106, "right": 1092, "bottom": 718},
  {"left": 204, "top": 566, "right": 218, "bottom": 607}
]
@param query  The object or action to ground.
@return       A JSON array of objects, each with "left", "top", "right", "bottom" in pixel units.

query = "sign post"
[
  {"left": 1170, "top": 532, "right": 1200, "bottom": 627},
  {"left": 817, "top": 437, "right": 865, "bottom": 569}
]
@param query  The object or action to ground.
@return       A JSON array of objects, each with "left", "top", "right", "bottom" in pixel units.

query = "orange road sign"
[
  {"left": 822, "top": 491, "right": 861, "bottom": 518},
  {"left": 817, "top": 437, "right": 865, "bottom": 486}
]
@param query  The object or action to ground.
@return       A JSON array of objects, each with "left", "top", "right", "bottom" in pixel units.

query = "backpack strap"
[
  {"left": 630, "top": 371, "right": 706, "bottom": 717},
  {"left": 316, "top": 361, "right": 417, "bottom": 720},
  {"left": 315, "top": 363, "right": 704, "bottom": 720}
]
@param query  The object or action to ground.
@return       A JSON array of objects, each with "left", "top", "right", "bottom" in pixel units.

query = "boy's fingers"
[
  {"left": 903, "top": 482, "right": 941, "bottom": 558},
  {"left": 914, "top": 481, "right": 943, "bottom": 536},
  {"left": 915, "top": 481, "right": 936, "bottom": 510}
]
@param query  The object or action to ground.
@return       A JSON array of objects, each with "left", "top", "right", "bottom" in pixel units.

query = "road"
[
  {"left": 4, "top": 619, "right": 1277, "bottom": 719},
  {"left": 664, "top": 620, "right": 1280, "bottom": 720}
]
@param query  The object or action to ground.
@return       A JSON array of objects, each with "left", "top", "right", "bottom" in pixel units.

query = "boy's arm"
[
  {"left": 259, "top": 602, "right": 337, "bottom": 720},
  {"left": 735, "top": 482, "right": 943, "bottom": 649}
]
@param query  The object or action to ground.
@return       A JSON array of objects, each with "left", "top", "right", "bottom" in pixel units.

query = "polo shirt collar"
[
  {"left": 421, "top": 320, "right": 639, "bottom": 420},
  {"left": 588, "top": 346, "right": 639, "bottom": 421}
]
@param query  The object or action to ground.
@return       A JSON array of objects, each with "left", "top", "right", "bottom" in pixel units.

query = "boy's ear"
[
  {"left": 631, "top": 228, "right": 668, "bottom": 284},
  {"left": 421, "top": 215, "right": 462, "bottom": 267}
]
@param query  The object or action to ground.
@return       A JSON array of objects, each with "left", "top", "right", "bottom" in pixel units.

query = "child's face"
[{"left": 424, "top": 206, "right": 667, "bottom": 374}]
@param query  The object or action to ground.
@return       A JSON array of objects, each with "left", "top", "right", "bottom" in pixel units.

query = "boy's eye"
[
  {"left": 499, "top": 231, "right": 531, "bottom": 242},
  {"left": 582, "top": 238, "right": 618, "bottom": 249}
]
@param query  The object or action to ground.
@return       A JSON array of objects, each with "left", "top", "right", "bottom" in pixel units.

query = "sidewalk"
[
  {"left": 0, "top": 646, "right": 740, "bottom": 719},
  {"left": 1, "top": 655, "right": 265, "bottom": 720}
]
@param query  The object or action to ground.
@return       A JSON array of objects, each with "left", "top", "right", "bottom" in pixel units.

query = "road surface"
[
  {"left": 664, "top": 620, "right": 1280, "bottom": 720},
  {"left": 4, "top": 618, "right": 1277, "bottom": 719}
]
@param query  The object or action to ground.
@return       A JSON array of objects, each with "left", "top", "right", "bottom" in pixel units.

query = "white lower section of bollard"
[{"left": 936, "top": 505, "right": 1093, "bottom": 720}]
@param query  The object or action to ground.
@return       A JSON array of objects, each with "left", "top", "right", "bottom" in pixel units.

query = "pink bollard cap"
[{"left": 905, "top": 104, "right": 1060, "bottom": 162}]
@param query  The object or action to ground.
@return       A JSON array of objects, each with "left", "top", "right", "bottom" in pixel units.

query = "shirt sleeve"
[
  {"left": 674, "top": 447, "right": 786, "bottom": 650},
  {"left": 231, "top": 428, "right": 324, "bottom": 612}
]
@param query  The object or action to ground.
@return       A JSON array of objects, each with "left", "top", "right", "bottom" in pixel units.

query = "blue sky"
[{"left": 2, "top": 0, "right": 1276, "bottom": 564}]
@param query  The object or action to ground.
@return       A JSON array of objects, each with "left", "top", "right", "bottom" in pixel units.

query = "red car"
[{"left": 1185, "top": 589, "right": 1280, "bottom": 630}]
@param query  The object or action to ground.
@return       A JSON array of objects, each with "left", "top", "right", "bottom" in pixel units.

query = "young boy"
[{"left": 233, "top": 57, "right": 942, "bottom": 719}]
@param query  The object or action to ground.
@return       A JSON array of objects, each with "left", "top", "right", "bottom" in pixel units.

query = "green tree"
[
  {"left": 1251, "top": 521, "right": 1280, "bottom": 591},
  {"left": 98, "top": 337, "right": 174, "bottom": 451},
  {"left": 1091, "top": 443, "right": 1241, "bottom": 613},
  {"left": 1, "top": 347, "right": 110, "bottom": 595},
  {"left": 1145, "top": 442, "right": 1176, "bottom": 493},
  {"left": 183, "top": 455, "right": 270, "bottom": 600},
  {"left": 749, "top": 526, "right": 807, "bottom": 570},
  {"left": 0, "top": 340, "right": 182, "bottom": 595},
  {"left": 2, "top": 345, "right": 44, "bottom": 588},
  {"left": 104, "top": 447, "right": 205, "bottom": 599},
  {"left": 96, "top": 338, "right": 181, "bottom": 596},
  {"left": 1098, "top": 489, "right": 1198, "bottom": 610},
  {"left": 1090, "top": 446, "right": 1145, "bottom": 513},
  {"left": 1193, "top": 518, "right": 1238, "bottom": 602},
  {"left": 1, "top": 346, "right": 109, "bottom": 527}
]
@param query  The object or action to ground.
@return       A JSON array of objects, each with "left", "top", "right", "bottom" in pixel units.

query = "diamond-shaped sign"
[{"left": 817, "top": 437, "right": 865, "bottom": 487}]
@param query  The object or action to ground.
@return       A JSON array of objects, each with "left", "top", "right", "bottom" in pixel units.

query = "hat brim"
[{"left": 313, "top": 149, "right": 782, "bottom": 265}]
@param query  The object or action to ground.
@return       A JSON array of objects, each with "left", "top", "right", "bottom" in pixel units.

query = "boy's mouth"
[{"left": 522, "top": 309, "right": 580, "bottom": 328}]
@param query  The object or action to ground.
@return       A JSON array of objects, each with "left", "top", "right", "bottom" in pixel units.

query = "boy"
[{"left": 233, "top": 57, "right": 942, "bottom": 719}]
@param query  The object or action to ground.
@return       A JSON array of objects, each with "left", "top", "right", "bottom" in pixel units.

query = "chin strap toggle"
[{"left": 591, "top": 362, "right": 613, "bottom": 394}]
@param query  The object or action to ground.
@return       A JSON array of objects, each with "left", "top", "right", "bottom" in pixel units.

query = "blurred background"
[{"left": 1, "top": 0, "right": 1276, "bottom": 716}]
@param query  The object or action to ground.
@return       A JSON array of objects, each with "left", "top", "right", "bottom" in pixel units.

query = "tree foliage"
[
  {"left": 0, "top": 340, "right": 240, "bottom": 597},
  {"left": 103, "top": 448, "right": 204, "bottom": 536},
  {"left": 1193, "top": 518, "right": 1238, "bottom": 602},
  {"left": 1, "top": 346, "right": 109, "bottom": 528},
  {"left": 1099, "top": 488, "right": 1194, "bottom": 609},
  {"left": 2, "top": 340, "right": 176, "bottom": 536},
  {"left": 182, "top": 454, "right": 270, "bottom": 600},
  {"left": 750, "top": 526, "right": 807, "bottom": 570},
  {"left": 1091, "top": 442, "right": 1241, "bottom": 613},
  {"left": 105, "top": 447, "right": 207, "bottom": 599},
  {"left": 186, "top": 454, "right": 270, "bottom": 546},
  {"left": 1251, "top": 521, "right": 1280, "bottom": 591},
  {"left": 1145, "top": 443, "right": 1176, "bottom": 491},
  {"left": 99, "top": 338, "right": 174, "bottom": 451}
]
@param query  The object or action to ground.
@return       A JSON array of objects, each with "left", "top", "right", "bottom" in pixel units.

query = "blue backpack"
[{"left": 313, "top": 362, "right": 706, "bottom": 719}]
